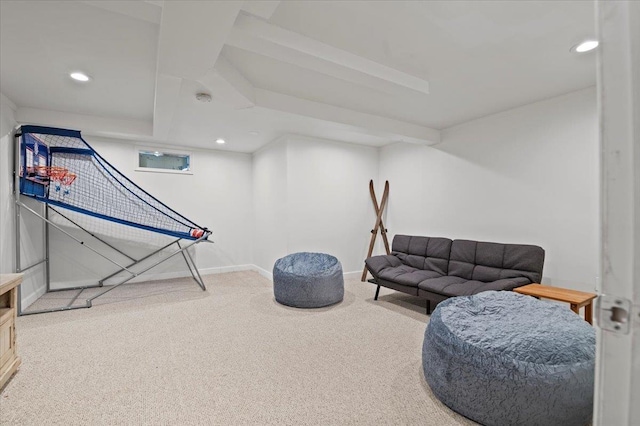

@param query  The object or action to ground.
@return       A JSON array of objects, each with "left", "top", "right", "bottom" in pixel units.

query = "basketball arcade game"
[{"left": 13, "top": 125, "right": 211, "bottom": 315}]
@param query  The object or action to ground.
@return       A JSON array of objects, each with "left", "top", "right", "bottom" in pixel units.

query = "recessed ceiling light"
[
  {"left": 248, "top": 131, "right": 259, "bottom": 136},
  {"left": 216, "top": 138, "right": 226, "bottom": 144},
  {"left": 571, "top": 40, "right": 599, "bottom": 53},
  {"left": 69, "top": 71, "right": 91, "bottom": 82}
]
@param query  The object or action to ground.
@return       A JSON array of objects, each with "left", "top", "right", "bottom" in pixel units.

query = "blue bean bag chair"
[
  {"left": 273, "top": 252, "right": 344, "bottom": 308},
  {"left": 422, "top": 291, "right": 595, "bottom": 426}
]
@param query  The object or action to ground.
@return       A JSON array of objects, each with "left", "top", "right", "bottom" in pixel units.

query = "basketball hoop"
[
  {"left": 60, "top": 172, "right": 76, "bottom": 195},
  {"left": 34, "top": 166, "right": 67, "bottom": 179},
  {"left": 34, "top": 166, "right": 73, "bottom": 193}
]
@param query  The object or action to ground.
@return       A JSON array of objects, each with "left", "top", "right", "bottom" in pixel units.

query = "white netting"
[{"left": 21, "top": 129, "right": 207, "bottom": 240}]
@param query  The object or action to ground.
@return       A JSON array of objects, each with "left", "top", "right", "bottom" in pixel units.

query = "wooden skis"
[{"left": 361, "top": 180, "right": 391, "bottom": 281}]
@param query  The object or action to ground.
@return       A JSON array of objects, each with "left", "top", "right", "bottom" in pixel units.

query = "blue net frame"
[{"left": 18, "top": 125, "right": 208, "bottom": 241}]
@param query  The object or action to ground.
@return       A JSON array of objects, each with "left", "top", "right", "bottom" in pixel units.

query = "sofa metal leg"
[
  {"left": 426, "top": 299, "right": 432, "bottom": 315},
  {"left": 374, "top": 285, "right": 381, "bottom": 301}
]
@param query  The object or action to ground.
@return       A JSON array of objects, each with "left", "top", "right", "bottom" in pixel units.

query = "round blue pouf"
[
  {"left": 422, "top": 291, "right": 595, "bottom": 426},
  {"left": 273, "top": 252, "right": 344, "bottom": 308}
]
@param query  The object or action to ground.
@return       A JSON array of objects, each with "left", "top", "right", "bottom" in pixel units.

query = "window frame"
[{"left": 135, "top": 146, "right": 194, "bottom": 175}]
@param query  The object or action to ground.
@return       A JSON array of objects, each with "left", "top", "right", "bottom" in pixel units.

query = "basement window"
[{"left": 136, "top": 149, "right": 192, "bottom": 174}]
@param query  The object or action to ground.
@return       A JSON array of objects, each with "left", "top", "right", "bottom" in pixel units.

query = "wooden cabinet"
[{"left": 0, "top": 274, "right": 21, "bottom": 391}]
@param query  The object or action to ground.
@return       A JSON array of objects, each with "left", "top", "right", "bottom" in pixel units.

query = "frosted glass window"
[{"left": 138, "top": 151, "right": 190, "bottom": 172}]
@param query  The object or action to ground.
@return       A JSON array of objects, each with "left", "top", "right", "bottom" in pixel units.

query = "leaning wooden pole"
[{"left": 361, "top": 180, "right": 391, "bottom": 281}]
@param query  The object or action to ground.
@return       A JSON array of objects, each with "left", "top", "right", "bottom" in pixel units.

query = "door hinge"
[{"left": 597, "top": 295, "right": 632, "bottom": 334}]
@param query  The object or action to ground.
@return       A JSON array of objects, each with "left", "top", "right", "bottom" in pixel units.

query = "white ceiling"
[
  {"left": 0, "top": 1, "right": 158, "bottom": 121},
  {"left": 0, "top": 0, "right": 596, "bottom": 153}
]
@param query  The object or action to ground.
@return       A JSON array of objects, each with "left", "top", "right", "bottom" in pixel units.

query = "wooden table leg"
[
  {"left": 585, "top": 302, "right": 593, "bottom": 325},
  {"left": 570, "top": 303, "right": 579, "bottom": 315}
]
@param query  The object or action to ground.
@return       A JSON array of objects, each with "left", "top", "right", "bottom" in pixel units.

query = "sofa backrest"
[
  {"left": 392, "top": 235, "right": 452, "bottom": 275},
  {"left": 448, "top": 240, "right": 545, "bottom": 283}
]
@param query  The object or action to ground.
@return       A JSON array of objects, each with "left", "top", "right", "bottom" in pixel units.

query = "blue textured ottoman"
[
  {"left": 273, "top": 252, "right": 344, "bottom": 308},
  {"left": 422, "top": 291, "right": 595, "bottom": 426}
]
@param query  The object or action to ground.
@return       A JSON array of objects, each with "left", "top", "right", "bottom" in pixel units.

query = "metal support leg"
[
  {"left": 19, "top": 302, "right": 94, "bottom": 316},
  {"left": 45, "top": 204, "right": 50, "bottom": 292},
  {"left": 98, "top": 239, "right": 179, "bottom": 285},
  {"left": 48, "top": 283, "right": 103, "bottom": 293},
  {"left": 178, "top": 241, "right": 206, "bottom": 291},
  {"left": 13, "top": 133, "right": 22, "bottom": 315},
  {"left": 20, "top": 258, "right": 47, "bottom": 272},
  {"left": 374, "top": 285, "right": 380, "bottom": 301},
  {"left": 180, "top": 248, "right": 197, "bottom": 284},
  {"left": 15, "top": 200, "right": 139, "bottom": 314},
  {"left": 15, "top": 202, "right": 22, "bottom": 315},
  {"left": 13, "top": 132, "right": 22, "bottom": 315},
  {"left": 86, "top": 233, "right": 210, "bottom": 305},
  {"left": 426, "top": 299, "right": 432, "bottom": 315}
]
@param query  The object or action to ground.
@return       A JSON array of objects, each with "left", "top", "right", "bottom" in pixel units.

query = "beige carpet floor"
[{"left": 1, "top": 271, "right": 475, "bottom": 425}]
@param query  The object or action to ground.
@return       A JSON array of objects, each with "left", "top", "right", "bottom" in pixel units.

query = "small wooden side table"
[
  {"left": 0, "top": 273, "right": 22, "bottom": 391},
  {"left": 514, "top": 284, "right": 597, "bottom": 324}
]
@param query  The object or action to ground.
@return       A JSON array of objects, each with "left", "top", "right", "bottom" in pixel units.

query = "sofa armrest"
[{"left": 365, "top": 255, "right": 402, "bottom": 278}]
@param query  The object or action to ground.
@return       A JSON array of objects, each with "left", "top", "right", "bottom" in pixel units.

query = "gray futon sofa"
[{"left": 365, "top": 235, "right": 545, "bottom": 313}]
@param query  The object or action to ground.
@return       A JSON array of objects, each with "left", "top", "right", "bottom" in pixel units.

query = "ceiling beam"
[
  {"left": 14, "top": 93, "right": 439, "bottom": 147},
  {"left": 198, "top": 55, "right": 255, "bottom": 109},
  {"left": 241, "top": 1, "right": 281, "bottom": 20},
  {"left": 80, "top": 1, "right": 162, "bottom": 24},
  {"left": 254, "top": 89, "right": 440, "bottom": 145},
  {"left": 153, "top": 1, "right": 242, "bottom": 139},
  {"left": 1, "top": 93, "right": 17, "bottom": 112},
  {"left": 153, "top": 75, "right": 182, "bottom": 140},
  {"left": 144, "top": 0, "right": 165, "bottom": 8},
  {"left": 226, "top": 13, "right": 430, "bottom": 96},
  {"left": 151, "top": 2, "right": 434, "bottom": 145},
  {"left": 16, "top": 107, "right": 152, "bottom": 139},
  {"left": 157, "top": 1, "right": 242, "bottom": 80}
]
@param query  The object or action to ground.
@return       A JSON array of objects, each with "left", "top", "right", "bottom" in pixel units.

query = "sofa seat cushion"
[
  {"left": 418, "top": 277, "right": 530, "bottom": 297},
  {"left": 365, "top": 254, "right": 445, "bottom": 287},
  {"left": 417, "top": 276, "right": 469, "bottom": 293},
  {"left": 379, "top": 265, "right": 443, "bottom": 288},
  {"left": 467, "top": 277, "right": 532, "bottom": 294}
]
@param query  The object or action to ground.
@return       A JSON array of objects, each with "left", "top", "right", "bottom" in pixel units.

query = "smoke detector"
[{"left": 195, "top": 92, "right": 212, "bottom": 102}]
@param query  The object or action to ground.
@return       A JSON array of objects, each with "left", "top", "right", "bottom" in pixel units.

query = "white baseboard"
[
  {"left": 47, "top": 264, "right": 256, "bottom": 291},
  {"left": 21, "top": 286, "right": 47, "bottom": 310},
  {"left": 118, "top": 264, "right": 256, "bottom": 284},
  {"left": 248, "top": 266, "right": 360, "bottom": 282},
  {"left": 343, "top": 271, "right": 361, "bottom": 280},
  {"left": 250, "top": 265, "right": 273, "bottom": 281},
  {"left": 27, "top": 264, "right": 357, "bottom": 304},
  {"left": 199, "top": 264, "right": 255, "bottom": 276}
]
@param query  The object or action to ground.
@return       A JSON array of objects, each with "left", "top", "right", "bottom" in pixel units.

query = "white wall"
[
  {"left": 0, "top": 93, "right": 16, "bottom": 274},
  {"left": 47, "top": 136, "right": 254, "bottom": 289},
  {"left": 286, "top": 135, "right": 379, "bottom": 274},
  {"left": 252, "top": 137, "right": 288, "bottom": 275},
  {"left": 253, "top": 135, "right": 379, "bottom": 276},
  {"left": 380, "top": 87, "right": 599, "bottom": 291},
  {"left": 1, "top": 94, "right": 49, "bottom": 307}
]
